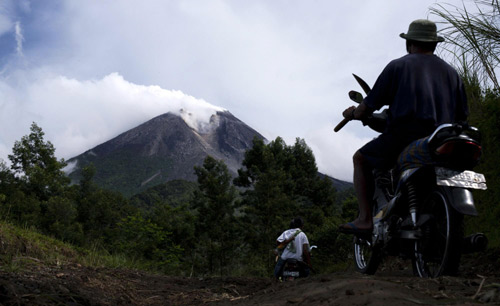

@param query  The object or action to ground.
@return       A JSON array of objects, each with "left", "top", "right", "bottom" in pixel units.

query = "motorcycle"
[
  {"left": 335, "top": 75, "right": 488, "bottom": 278},
  {"left": 279, "top": 245, "right": 317, "bottom": 281}
]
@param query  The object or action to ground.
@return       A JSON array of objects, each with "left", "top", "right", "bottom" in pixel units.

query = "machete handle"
[{"left": 334, "top": 118, "right": 350, "bottom": 132}]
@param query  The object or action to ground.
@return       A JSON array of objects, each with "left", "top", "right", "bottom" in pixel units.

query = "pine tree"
[{"left": 192, "top": 156, "right": 239, "bottom": 276}]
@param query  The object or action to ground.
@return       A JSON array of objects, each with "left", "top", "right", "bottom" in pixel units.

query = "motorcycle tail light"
[{"left": 435, "top": 140, "right": 482, "bottom": 163}]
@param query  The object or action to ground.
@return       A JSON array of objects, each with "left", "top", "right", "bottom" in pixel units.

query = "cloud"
[
  {"left": 0, "top": 17, "right": 11, "bottom": 37},
  {"left": 305, "top": 124, "right": 377, "bottom": 182},
  {"left": 0, "top": 1, "right": 13, "bottom": 36},
  {"left": 14, "top": 21, "right": 23, "bottom": 56},
  {"left": 0, "top": 71, "right": 225, "bottom": 162},
  {"left": 0, "top": 0, "right": 469, "bottom": 181}
]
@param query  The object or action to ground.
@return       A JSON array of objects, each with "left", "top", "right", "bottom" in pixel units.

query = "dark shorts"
[{"left": 359, "top": 132, "right": 428, "bottom": 170}]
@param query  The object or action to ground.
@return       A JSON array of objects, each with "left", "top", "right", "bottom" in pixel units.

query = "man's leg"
[
  {"left": 274, "top": 257, "right": 285, "bottom": 279},
  {"left": 351, "top": 150, "right": 374, "bottom": 230},
  {"left": 339, "top": 150, "right": 374, "bottom": 231},
  {"left": 339, "top": 133, "right": 399, "bottom": 232}
]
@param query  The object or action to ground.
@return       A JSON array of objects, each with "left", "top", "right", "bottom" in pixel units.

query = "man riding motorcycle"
[
  {"left": 274, "top": 217, "right": 312, "bottom": 279},
  {"left": 338, "top": 19, "right": 469, "bottom": 235}
]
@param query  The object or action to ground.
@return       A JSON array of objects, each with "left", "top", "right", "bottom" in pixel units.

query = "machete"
[
  {"left": 334, "top": 74, "right": 372, "bottom": 132},
  {"left": 352, "top": 73, "right": 371, "bottom": 94}
]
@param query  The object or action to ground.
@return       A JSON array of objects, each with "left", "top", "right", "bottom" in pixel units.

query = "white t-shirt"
[{"left": 277, "top": 228, "right": 309, "bottom": 261}]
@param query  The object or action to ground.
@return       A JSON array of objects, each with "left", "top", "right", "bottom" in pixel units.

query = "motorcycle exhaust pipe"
[{"left": 462, "top": 233, "right": 488, "bottom": 254}]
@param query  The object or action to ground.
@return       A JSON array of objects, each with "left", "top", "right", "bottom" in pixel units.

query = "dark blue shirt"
[{"left": 364, "top": 54, "right": 469, "bottom": 135}]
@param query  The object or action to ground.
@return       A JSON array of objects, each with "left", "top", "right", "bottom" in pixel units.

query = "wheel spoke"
[
  {"left": 354, "top": 236, "right": 380, "bottom": 275},
  {"left": 413, "top": 189, "right": 463, "bottom": 278}
]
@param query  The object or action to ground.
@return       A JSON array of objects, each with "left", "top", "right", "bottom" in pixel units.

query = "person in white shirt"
[{"left": 273, "top": 217, "right": 312, "bottom": 279}]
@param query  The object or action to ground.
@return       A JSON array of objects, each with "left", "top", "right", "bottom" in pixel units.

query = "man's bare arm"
[{"left": 302, "top": 244, "right": 311, "bottom": 267}]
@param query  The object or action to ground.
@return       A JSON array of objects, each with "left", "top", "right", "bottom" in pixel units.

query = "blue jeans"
[{"left": 274, "top": 258, "right": 285, "bottom": 278}]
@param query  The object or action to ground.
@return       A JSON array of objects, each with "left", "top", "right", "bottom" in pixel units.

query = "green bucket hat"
[{"left": 400, "top": 19, "right": 444, "bottom": 43}]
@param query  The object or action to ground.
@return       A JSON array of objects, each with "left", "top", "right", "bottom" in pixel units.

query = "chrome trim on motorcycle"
[{"left": 428, "top": 123, "right": 454, "bottom": 141}]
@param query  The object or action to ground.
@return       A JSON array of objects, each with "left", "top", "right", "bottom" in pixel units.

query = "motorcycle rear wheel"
[
  {"left": 354, "top": 235, "right": 381, "bottom": 275},
  {"left": 412, "top": 188, "right": 463, "bottom": 278}
]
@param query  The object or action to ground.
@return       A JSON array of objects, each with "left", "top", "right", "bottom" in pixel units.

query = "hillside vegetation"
[
  {"left": 0, "top": 124, "right": 351, "bottom": 277},
  {"left": 0, "top": 0, "right": 499, "bottom": 282},
  {"left": 1, "top": 219, "right": 500, "bottom": 305}
]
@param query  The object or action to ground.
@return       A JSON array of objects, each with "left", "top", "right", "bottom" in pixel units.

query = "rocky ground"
[{"left": 0, "top": 250, "right": 499, "bottom": 305}]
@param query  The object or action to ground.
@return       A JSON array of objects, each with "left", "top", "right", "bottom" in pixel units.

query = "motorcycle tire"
[
  {"left": 354, "top": 235, "right": 381, "bottom": 275},
  {"left": 412, "top": 188, "right": 464, "bottom": 278}
]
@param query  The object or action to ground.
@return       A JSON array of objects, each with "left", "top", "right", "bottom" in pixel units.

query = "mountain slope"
[{"left": 67, "top": 111, "right": 265, "bottom": 196}]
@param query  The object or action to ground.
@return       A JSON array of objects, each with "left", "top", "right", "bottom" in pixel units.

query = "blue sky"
[{"left": 0, "top": 0, "right": 471, "bottom": 181}]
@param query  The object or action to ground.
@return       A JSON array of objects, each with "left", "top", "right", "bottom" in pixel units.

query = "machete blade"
[{"left": 353, "top": 73, "right": 371, "bottom": 95}]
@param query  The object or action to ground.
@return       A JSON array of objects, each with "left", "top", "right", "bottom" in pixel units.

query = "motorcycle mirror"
[{"left": 349, "top": 90, "right": 364, "bottom": 104}]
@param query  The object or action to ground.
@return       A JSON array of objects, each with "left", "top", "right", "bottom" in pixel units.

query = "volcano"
[{"left": 67, "top": 111, "right": 265, "bottom": 196}]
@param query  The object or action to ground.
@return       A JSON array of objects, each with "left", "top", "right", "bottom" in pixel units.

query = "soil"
[{"left": 1, "top": 251, "right": 499, "bottom": 305}]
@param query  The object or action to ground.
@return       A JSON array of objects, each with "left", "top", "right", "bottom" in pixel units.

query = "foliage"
[
  {"left": 311, "top": 217, "right": 353, "bottom": 273},
  {"left": 8, "top": 122, "right": 69, "bottom": 201},
  {"left": 433, "top": 0, "right": 500, "bottom": 247},
  {"left": 0, "top": 221, "right": 79, "bottom": 270},
  {"left": 43, "top": 196, "right": 83, "bottom": 244},
  {"left": 191, "top": 156, "right": 239, "bottom": 276},
  {"left": 113, "top": 213, "right": 182, "bottom": 271},
  {"left": 432, "top": 0, "right": 500, "bottom": 90},
  {"left": 130, "top": 179, "right": 198, "bottom": 210},
  {"left": 0, "top": 220, "right": 176, "bottom": 274},
  {"left": 148, "top": 202, "right": 196, "bottom": 271},
  {"left": 0, "top": 122, "right": 349, "bottom": 277},
  {"left": 76, "top": 186, "right": 137, "bottom": 245},
  {"left": 2, "top": 190, "right": 41, "bottom": 227},
  {"left": 464, "top": 86, "right": 500, "bottom": 247},
  {"left": 234, "top": 137, "right": 339, "bottom": 275}
]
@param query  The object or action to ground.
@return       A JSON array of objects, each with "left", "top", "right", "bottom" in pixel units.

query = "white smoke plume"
[{"left": 0, "top": 72, "right": 225, "bottom": 162}]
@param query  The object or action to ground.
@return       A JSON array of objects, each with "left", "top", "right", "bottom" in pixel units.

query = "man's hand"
[
  {"left": 343, "top": 106, "right": 357, "bottom": 120},
  {"left": 343, "top": 102, "right": 373, "bottom": 121}
]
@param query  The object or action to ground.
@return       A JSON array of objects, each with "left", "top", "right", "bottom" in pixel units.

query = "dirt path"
[{"left": 0, "top": 253, "right": 499, "bottom": 305}]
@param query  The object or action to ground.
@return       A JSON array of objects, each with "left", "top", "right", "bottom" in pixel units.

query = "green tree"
[
  {"left": 77, "top": 188, "right": 137, "bottom": 245},
  {"left": 114, "top": 213, "right": 182, "bottom": 271},
  {"left": 8, "top": 122, "right": 69, "bottom": 201},
  {"left": 0, "top": 160, "right": 16, "bottom": 218},
  {"left": 44, "top": 196, "right": 83, "bottom": 244},
  {"left": 5, "top": 190, "right": 41, "bottom": 227},
  {"left": 75, "top": 164, "right": 138, "bottom": 245},
  {"left": 0, "top": 159, "right": 15, "bottom": 192},
  {"left": 149, "top": 202, "right": 196, "bottom": 274},
  {"left": 234, "top": 137, "right": 338, "bottom": 275},
  {"left": 192, "top": 156, "right": 239, "bottom": 276},
  {"left": 2, "top": 123, "right": 71, "bottom": 230}
]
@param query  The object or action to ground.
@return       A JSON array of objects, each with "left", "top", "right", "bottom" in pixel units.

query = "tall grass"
[
  {"left": 431, "top": 0, "right": 500, "bottom": 90},
  {"left": 0, "top": 221, "right": 168, "bottom": 274}
]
